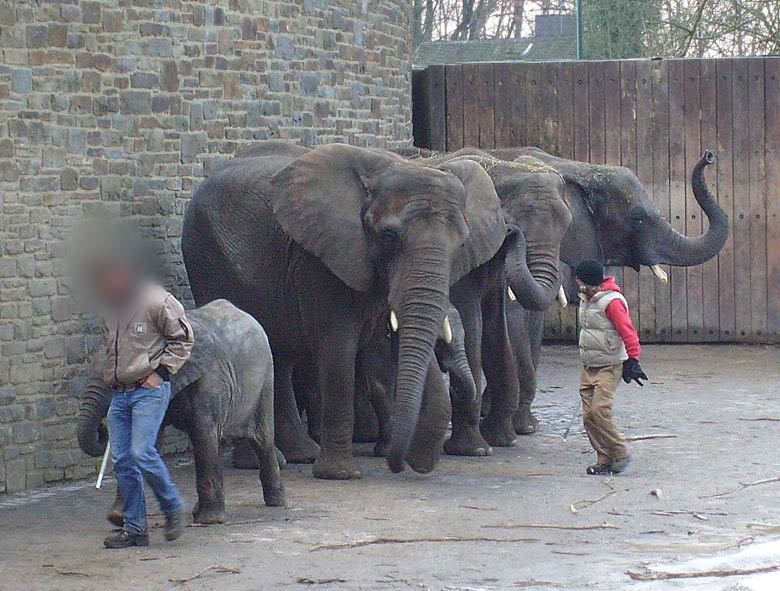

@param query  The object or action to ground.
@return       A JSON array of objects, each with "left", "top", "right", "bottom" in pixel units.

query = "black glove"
[{"left": 622, "top": 358, "right": 648, "bottom": 386}]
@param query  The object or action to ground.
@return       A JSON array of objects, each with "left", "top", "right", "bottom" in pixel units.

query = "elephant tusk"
[
  {"left": 650, "top": 264, "right": 669, "bottom": 284},
  {"left": 442, "top": 315, "right": 453, "bottom": 344},
  {"left": 557, "top": 285, "right": 568, "bottom": 308},
  {"left": 507, "top": 286, "right": 517, "bottom": 302},
  {"left": 389, "top": 310, "right": 399, "bottom": 332}
]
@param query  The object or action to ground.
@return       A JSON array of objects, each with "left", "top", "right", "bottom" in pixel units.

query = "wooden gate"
[{"left": 413, "top": 57, "right": 780, "bottom": 344}]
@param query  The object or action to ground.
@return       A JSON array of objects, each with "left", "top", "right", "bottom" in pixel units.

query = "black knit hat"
[{"left": 575, "top": 260, "right": 604, "bottom": 287}]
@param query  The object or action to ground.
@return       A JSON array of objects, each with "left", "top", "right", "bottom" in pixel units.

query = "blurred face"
[
  {"left": 577, "top": 278, "right": 598, "bottom": 297},
  {"left": 93, "top": 261, "right": 135, "bottom": 304}
]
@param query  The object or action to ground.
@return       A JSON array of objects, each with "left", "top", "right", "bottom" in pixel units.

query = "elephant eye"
[
  {"left": 630, "top": 212, "right": 646, "bottom": 231},
  {"left": 379, "top": 227, "right": 401, "bottom": 251}
]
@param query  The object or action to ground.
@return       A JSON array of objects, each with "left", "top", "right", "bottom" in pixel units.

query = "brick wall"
[{"left": 0, "top": 0, "right": 412, "bottom": 492}]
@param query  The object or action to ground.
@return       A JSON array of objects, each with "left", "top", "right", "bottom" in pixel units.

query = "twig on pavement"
[
  {"left": 312, "top": 536, "right": 540, "bottom": 551},
  {"left": 627, "top": 564, "right": 780, "bottom": 581}
]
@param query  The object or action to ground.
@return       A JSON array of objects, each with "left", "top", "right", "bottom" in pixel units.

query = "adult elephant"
[
  {"left": 489, "top": 148, "right": 728, "bottom": 432},
  {"left": 182, "top": 143, "right": 506, "bottom": 478},
  {"left": 77, "top": 299, "right": 283, "bottom": 525},
  {"left": 410, "top": 151, "right": 572, "bottom": 447}
]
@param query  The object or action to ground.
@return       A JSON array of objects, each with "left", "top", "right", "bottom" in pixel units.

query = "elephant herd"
[{"left": 78, "top": 140, "right": 727, "bottom": 523}]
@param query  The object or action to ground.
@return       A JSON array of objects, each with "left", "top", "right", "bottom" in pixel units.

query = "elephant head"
[
  {"left": 270, "top": 145, "right": 505, "bottom": 472},
  {"left": 507, "top": 148, "right": 728, "bottom": 278},
  {"left": 444, "top": 151, "right": 572, "bottom": 311}
]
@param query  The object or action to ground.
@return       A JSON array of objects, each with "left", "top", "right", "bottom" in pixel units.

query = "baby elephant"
[{"left": 78, "top": 299, "right": 284, "bottom": 525}]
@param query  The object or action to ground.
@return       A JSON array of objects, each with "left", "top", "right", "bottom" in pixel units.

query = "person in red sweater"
[{"left": 575, "top": 260, "right": 648, "bottom": 475}]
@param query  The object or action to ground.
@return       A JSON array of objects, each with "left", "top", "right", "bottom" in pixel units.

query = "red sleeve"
[{"left": 605, "top": 299, "right": 641, "bottom": 359}]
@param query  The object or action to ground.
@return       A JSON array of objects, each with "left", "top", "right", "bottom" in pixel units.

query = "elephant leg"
[
  {"left": 253, "top": 371, "right": 284, "bottom": 506},
  {"left": 311, "top": 326, "right": 362, "bottom": 480},
  {"left": 107, "top": 482, "right": 124, "bottom": 527},
  {"left": 513, "top": 310, "right": 543, "bottom": 435},
  {"left": 369, "top": 377, "right": 392, "bottom": 458},
  {"left": 444, "top": 293, "right": 492, "bottom": 457},
  {"left": 190, "top": 427, "right": 226, "bottom": 524},
  {"left": 480, "top": 287, "right": 520, "bottom": 447},
  {"left": 352, "top": 370, "right": 380, "bottom": 444},
  {"left": 292, "top": 359, "right": 322, "bottom": 444},
  {"left": 405, "top": 361, "right": 452, "bottom": 473},
  {"left": 274, "top": 355, "right": 320, "bottom": 464}
]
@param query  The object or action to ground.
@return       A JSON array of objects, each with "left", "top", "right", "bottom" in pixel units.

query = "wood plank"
[
  {"left": 477, "top": 64, "right": 496, "bottom": 149},
  {"left": 715, "top": 58, "right": 736, "bottom": 340},
  {"left": 651, "top": 59, "right": 672, "bottom": 343},
  {"left": 619, "top": 60, "right": 641, "bottom": 331},
  {"left": 444, "top": 64, "right": 464, "bottom": 151},
  {"left": 540, "top": 64, "right": 558, "bottom": 153},
  {"left": 556, "top": 61, "right": 575, "bottom": 158},
  {"left": 524, "top": 62, "right": 544, "bottom": 148},
  {"left": 462, "top": 63, "right": 480, "bottom": 149},
  {"left": 698, "top": 59, "right": 720, "bottom": 341},
  {"left": 588, "top": 61, "right": 606, "bottom": 164},
  {"left": 748, "top": 58, "right": 767, "bottom": 342},
  {"left": 604, "top": 61, "right": 623, "bottom": 290},
  {"left": 635, "top": 60, "right": 656, "bottom": 341},
  {"left": 683, "top": 59, "right": 704, "bottom": 341},
  {"left": 493, "top": 63, "right": 512, "bottom": 149},
  {"left": 731, "top": 58, "right": 751, "bottom": 341},
  {"left": 510, "top": 63, "right": 527, "bottom": 147},
  {"left": 427, "top": 65, "right": 447, "bottom": 152},
  {"left": 765, "top": 58, "right": 780, "bottom": 340},
  {"left": 572, "top": 60, "right": 590, "bottom": 162},
  {"left": 668, "top": 59, "right": 688, "bottom": 342}
]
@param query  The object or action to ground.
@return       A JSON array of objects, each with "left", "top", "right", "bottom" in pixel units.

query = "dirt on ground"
[{"left": 1, "top": 344, "right": 780, "bottom": 591}]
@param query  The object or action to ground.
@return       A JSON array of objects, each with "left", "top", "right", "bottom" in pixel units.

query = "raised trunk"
[
  {"left": 656, "top": 151, "right": 729, "bottom": 266},
  {"left": 77, "top": 380, "right": 112, "bottom": 457},
  {"left": 448, "top": 345, "right": 477, "bottom": 406},
  {"left": 386, "top": 249, "right": 451, "bottom": 473},
  {"left": 504, "top": 230, "right": 561, "bottom": 311}
]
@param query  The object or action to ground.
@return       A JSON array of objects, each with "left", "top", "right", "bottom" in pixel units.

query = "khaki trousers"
[{"left": 579, "top": 364, "right": 629, "bottom": 465}]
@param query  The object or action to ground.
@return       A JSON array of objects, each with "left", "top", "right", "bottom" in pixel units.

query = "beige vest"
[{"left": 578, "top": 290, "right": 629, "bottom": 367}]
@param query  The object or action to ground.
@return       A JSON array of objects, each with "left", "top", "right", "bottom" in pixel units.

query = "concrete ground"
[{"left": 1, "top": 345, "right": 780, "bottom": 591}]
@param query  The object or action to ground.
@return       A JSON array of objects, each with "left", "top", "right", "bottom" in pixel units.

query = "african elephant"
[
  {"left": 182, "top": 143, "right": 506, "bottom": 478},
  {"left": 489, "top": 148, "right": 728, "bottom": 431},
  {"left": 406, "top": 151, "right": 572, "bottom": 447},
  {"left": 77, "top": 299, "right": 284, "bottom": 525}
]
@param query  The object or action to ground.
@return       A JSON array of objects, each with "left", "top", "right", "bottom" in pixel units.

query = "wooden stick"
[
  {"left": 484, "top": 522, "right": 619, "bottom": 531},
  {"left": 627, "top": 564, "right": 780, "bottom": 581},
  {"left": 169, "top": 565, "right": 240, "bottom": 584},
  {"left": 702, "top": 476, "right": 780, "bottom": 499},
  {"left": 624, "top": 434, "right": 677, "bottom": 442},
  {"left": 312, "top": 536, "right": 539, "bottom": 551},
  {"left": 570, "top": 489, "right": 615, "bottom": 514}
]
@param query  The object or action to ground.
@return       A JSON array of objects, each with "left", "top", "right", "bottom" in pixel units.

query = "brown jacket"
[{"left": 101, "top": 283, "right": 194, "bottom": 388}]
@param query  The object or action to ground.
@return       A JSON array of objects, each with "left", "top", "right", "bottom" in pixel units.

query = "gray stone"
[
  {"left": 120, "top": 91, "right": 151, "bottom": 114},
  {"left": 276, "top": 35, "right": 294, "bottom": 59},
  {"left": 10, "top": 68, "right": 31, "bottom": 93}
]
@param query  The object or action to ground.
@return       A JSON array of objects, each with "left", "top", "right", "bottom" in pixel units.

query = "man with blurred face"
[
  {"left": 93, "top": 256, "right": 193, "bottom": 548},
  {"left": 575, "top": 260, "right": 648, "bottom": 476}
]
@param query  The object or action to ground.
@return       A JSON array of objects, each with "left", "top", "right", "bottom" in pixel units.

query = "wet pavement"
[{"left": 1, "top": 345, "right": 779, "bottom": 591}]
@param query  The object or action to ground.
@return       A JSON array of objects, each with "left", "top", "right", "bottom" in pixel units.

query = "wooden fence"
[{"left": 413, "top": 57, "right": 780, "bottom": 343}]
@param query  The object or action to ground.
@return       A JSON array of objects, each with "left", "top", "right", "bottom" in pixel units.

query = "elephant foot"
[
  {"left": 106, "top": 507, "right": 124, "bottom": 528},
  {"left": 312, "top": 452, "right": 362, "bottom": 480},
  {"left": 231, "top": 439, "right": 259, "bottom": 469},
  {"left": 444, "top": 426, "right": 493, "bottom": 457},
  {"left": 275, "top": 447, "right": 287, "bottom": 470},
  {"left": 481, "top": 415, "right": 518, "bottom": 448},
  {"left": 513, "top": 403, "right": 539, "bottom": 435},
  {"left": 262, "top": 483, "right": 286, "bottom": 507},
  {"left": 277, "top": 434, "right": 320, "bottom": 465},
  {"left": 192, "top": 501, "right": 227, "bottom": 525}
]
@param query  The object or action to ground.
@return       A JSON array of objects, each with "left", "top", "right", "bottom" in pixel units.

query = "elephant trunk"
[
  {"left": 655, "top": 151, "right": 729, "bottom": 267},
  {"left": 505, "top": 230, "right": 561, "bottom": 311},
  {"left": 448, "top": 344, "right": 477, "bottom": 407},
  {"left": 77, "top": 379, "right": 112, "bottom": 457},
  {"left": 386, "top": 247, "right": 451, "bottom": 473}
]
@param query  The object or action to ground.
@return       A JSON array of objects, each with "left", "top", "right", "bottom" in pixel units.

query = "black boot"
[
  {"left": 586, "top": 463, "right": 612, "bottom": 476},
  {"left": 164, "top": 510, "right": 183, "bottom": 541},
  {"left": 104, "top": 530, "right": 149, "bottom": 549}
]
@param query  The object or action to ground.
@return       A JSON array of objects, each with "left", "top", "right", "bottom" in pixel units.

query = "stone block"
[{"left": 120, "top": 91, "right": 151, "bottom": 114}]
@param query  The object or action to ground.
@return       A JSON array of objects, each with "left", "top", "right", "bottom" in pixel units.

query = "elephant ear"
[
  {"left": 170, "top": 313, "right": 217, "bottom": 396},
  {"left": 438, "top": 158, "right": 506, "bottom": 282},
  {"left": 559, "top": 170, "right": 605, "bottom": 263},
  {"left": 270, "top": 144, "right": 401, "bottom": 292}
]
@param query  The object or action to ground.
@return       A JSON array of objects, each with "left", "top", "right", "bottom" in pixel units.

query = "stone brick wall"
[{"left": 0, "top": 0, "right": 412, "bottom": 492}]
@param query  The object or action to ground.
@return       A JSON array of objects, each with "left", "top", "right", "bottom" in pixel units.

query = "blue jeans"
[{"left": 107, "top": 382, "right": 182, "bottom": 535}]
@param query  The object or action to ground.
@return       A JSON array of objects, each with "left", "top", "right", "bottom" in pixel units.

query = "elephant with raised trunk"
[
  {"left": 77, "top": 299, "right": 284, "bottom": 525},
  {"left": 182, "top": 143, "right": 506, "bottom": 478},
  {"left": 489, "top": 148, "right": 728, "bottom": 431}
]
